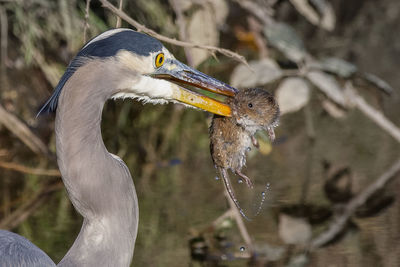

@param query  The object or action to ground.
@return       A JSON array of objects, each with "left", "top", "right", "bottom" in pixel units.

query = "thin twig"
[
  {"left": 32, "top": 50, "right": 61, "bottom": 87},
  {"left": 169, "top": 0, "right": 194, "bottom": 67},
  {"left": 212, "top": 209, "right": 234, "bottom": 228},
  {"left": 247, "top": 16, "right": 269, "bottom": 58},
  {"left": 345, "top": 82, "right": 400, "bottom": 143},
  {"left": 0, "top": 161, "right": 60, "bottom": 176},
  {"left": 60, "top": 0, "right": 72, "bottom": 47},
  {"left": 224, "top": 190, "right": 255, "bottom": 253},
  {"left": 300, "top": 105, "right": 315, "bottom": 204},
  {"left": 99, "top": 0, "right": 248, "bottom": 66},
  {"left": 83, "top": 0, "right": 91, "bottom": 43},
  {"left": 233, "top": 0, "right": 274, "bottom": 25},
  {"left": 115, "top": 0, "right": 123, "bottom": 28},
  {"left": 0, "top": 104, "right": 50, "bottom": 157},
  {"left": 158, "top": 106, "right": 184, "bottom": 156},
  {"left": 0, "top": 180, "right": 63, "bottom": 230},
  {"left": 310, "top": 78, "right": 400, "bottom": 144},
  {"left": 0, "top": 5, "right": 8, "bottom": 74},
  {"left": 310, "top": 158, "right": 400, "bottom": 249}
]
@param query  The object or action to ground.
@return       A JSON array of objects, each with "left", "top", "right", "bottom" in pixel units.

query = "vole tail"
[{"left": 218, "top": 167, "right": 251, "bottom": 221}]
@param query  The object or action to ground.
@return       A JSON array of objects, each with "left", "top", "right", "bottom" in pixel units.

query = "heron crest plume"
[{"left": 38, "top": 29, "right": 167, "bottom": 115}]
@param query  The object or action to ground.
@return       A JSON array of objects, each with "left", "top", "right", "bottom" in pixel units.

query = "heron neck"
[{"left": 54, "top": 60, "right": 138, "bottom": 266}]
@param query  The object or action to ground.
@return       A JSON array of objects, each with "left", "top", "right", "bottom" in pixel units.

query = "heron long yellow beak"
[{"left": 150, "top": 59, "right": 237, "bottom": 116}]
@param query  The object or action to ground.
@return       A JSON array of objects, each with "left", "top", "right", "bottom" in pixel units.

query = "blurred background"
[{"left": 0, "top": 0, "right": 400, "bottom": 266}]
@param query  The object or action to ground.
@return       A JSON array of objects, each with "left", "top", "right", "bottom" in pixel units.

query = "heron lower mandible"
[{"left": 0, "top": 28, "right": 237, "bottom": 266}]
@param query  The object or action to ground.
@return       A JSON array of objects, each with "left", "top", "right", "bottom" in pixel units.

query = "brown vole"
[{"left": 209, "top": 88, "right": 279, "bottom": 218}]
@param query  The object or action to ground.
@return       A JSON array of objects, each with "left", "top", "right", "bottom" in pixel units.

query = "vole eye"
[
  {"left": 155, "top": 53, "right": 165, "bottom": 68},
  {"left": 268, "top": 96, "right": 275, "bottom": 104},
  {"left": 248, "top": 103, "right": 253, "bottom": 108}
]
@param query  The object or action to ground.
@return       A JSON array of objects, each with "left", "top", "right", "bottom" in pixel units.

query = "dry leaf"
[
  {"left": 290, "top": 0, "right": 335, "bottom": 31},
  {"left": 287, "top": 254, "right": 309, "bottom": 267},
  {"left": 276, "top": 77, "right": 310, "bottom": 115},
  {"left": 279, "top": 214, "right": 312, "bottom": 245},
  {"left": 311, "top": 0, "right": 336, "bottom": 31},
  {"left": 321, "top": 99, "right": 346, "bottom": 119},
  {"left": 255, "top": 131, "right": 273, "bottom": 155},
  {"left": 309, "top": 57, "right": 357, "bottom": 78},
  {"left": 264, "top": 22, "right": 307, "bottom": 63},
  {"left": 230, "top": 58, "right": 282, "bottom": 88},
  {"left": 307, "top": 70, "right": 346, "bottom": 107},
  {"left": 187, "top": 4, "right": 219, "bottom": 67},
  {"left": 254, "top": 243, "right": 285, "bottom": 261},
  {"left": 209, "top": 0, "right": 229, "bottom": 27},
  {"left": 173, "top": 0, "right": 193, "bottom": 12},
  {"left": 290, "top": 0, "right": 319, "bottom": 25},
  {"left": 259, "top": 138, "right": 273, "bottom": 155},
  {"left": 362, "top": 72, "right": 394, "bottom": 95}
]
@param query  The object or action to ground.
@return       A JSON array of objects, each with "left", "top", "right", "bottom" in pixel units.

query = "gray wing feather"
[{"left": 0, "top": 230, "right": 55, "bottom": 267}]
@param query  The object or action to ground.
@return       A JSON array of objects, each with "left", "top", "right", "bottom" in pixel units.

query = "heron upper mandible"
[{"left": 0, "top": 28, "right": 237, "bottom": 266}]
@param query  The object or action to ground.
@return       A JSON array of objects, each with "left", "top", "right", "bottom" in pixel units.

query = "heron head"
[{"left": 38, "top": 29, "right": 237, "bottom": 117}]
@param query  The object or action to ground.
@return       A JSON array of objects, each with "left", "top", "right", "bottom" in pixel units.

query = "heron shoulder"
[{"left": 0, "top": 230, "right": 55, "bottom": 267}]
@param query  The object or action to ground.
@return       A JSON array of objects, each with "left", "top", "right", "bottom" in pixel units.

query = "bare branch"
[
  {"left": 0, "top": 161, "right": 60, "bottom": 177},
  {"left": 345, "top": 82, "right": 400, "bottom": 143},
  {"left": 310, "top": 77, "right": 400, "bottom": 144},
  {"left": 115, "top": 0, "right": 123, "bottom": 28},
  {"left": 0, "top": 180, "right": 63, "bottom": 230},
  {"left": 224, "top": 190, "right": 255, "bottom": 254},
  {"left": 32, "top": 51, "right": 61, "bottom": 87},
  {"left": 83, "top": 0, "right": 91, "bottom": 43},
  {"left": 0, "top": 5, "right": 8, "bottom": 75},
  {"left": 169, "top": 0, "right": 194, "bottom": 67},
  {"left": 99, "top": 0, "right": 248, "bottom": 66},
  {"left": 310, "top": 158, "right": 400, "bottom": 249}
]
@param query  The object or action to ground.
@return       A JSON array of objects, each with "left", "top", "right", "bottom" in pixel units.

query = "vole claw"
[
  {"left": 235, "top": 170, "right": 254, "bottom": 188},
  {"left": 251, "top": 136, "right": 259, "bottom": 148}
]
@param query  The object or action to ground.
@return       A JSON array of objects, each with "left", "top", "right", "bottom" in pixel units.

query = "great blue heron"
[{"left": 0, "top": 28, "right": 237, "bottom": 266}]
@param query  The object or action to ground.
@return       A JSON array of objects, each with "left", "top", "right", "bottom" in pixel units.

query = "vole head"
[{"left": 231, "top": 88, "right": 280, "bottom": 138}]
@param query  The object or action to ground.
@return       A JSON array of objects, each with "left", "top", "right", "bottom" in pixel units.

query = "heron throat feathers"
[{"left": 111, "top": 75, "right": 176, "bottom": 105}]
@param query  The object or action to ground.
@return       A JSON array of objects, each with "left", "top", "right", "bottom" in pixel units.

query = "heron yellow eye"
[{"left": 155, "top": 53, "right": 165, "bottom": 68}]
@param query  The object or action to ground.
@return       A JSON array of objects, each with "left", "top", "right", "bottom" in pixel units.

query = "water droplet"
[
  {"left": 238, "top": 179, "right": 243, "bottom": 184},
  {"left": 240, "top": 246, "right": 245, "bottom": 252},
  {"left": 215, "top": 176, "right": 220, "bottom": 180},
  {"left": 254, "top": 183, "right": 270, "bottom": 216}
]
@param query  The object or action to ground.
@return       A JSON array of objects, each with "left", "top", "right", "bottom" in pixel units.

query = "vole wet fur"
[{"left": 210, "top": 88, "right": 279, "bottom": 217}]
